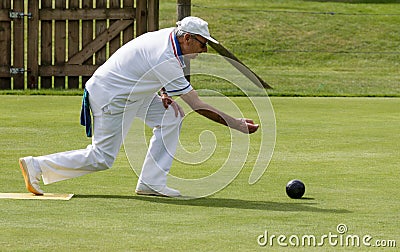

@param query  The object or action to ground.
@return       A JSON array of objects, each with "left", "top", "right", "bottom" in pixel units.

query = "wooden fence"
[{"left": 0, "top": 0, "right": 159, "bottom": 90}]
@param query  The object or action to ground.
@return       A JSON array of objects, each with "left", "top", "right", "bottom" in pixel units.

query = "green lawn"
[{"left": 0, "top": 96, "right": 398, "bottom": 251}]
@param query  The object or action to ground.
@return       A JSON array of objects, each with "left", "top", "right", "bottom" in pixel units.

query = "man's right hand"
[{"left": 237, "top": 118, "right": 259, "bottom": 134}]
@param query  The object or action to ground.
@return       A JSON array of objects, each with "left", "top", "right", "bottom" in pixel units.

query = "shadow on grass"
[{"left": 75, "top": 194, "right": 350, "bottom": 213}]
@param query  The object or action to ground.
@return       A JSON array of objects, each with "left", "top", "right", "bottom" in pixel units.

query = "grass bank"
[{"left": 2, "top": 0, "right": 399, "bottom": 97}]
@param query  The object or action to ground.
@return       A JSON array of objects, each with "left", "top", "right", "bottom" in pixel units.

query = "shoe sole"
[
  {"left": 135, "top": 190, "right": 165, "bottom": 197},
  {"left": 19, "top": 159, "right": 43, "bottom": 196},
  {"left": 135, "top": 190, "right": 180, "bottom": 197}
]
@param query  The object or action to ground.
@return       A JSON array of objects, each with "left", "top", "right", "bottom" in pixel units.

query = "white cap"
[{"left": 176, "top": 16, "right": 219, "bottom": 44}]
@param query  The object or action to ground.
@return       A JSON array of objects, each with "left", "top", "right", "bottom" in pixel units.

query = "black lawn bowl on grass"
[{"left": 286, "top": 179, "right": 306, "bottom": 199}]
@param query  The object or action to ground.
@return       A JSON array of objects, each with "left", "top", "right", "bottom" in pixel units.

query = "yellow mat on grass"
[{"left": 0, "top": 193, "right": 74, "bottom": 200}]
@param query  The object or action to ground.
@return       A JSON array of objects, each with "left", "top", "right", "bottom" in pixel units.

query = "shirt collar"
[{"left": 170, "top": 32, "right": 186, "bottom": 68}]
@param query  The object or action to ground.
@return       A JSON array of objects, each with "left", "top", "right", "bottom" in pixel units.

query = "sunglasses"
[{"left": 191, "top": 35, "right": 208, "bottom": 48}]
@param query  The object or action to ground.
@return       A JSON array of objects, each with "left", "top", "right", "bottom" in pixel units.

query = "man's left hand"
[{"left": 161, "top": 93, "right": 185, "bottom": 117}]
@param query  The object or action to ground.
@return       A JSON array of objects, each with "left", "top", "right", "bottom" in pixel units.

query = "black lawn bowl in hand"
[{"left": 286, "top": 179, "right": 305, "bottom": 199}]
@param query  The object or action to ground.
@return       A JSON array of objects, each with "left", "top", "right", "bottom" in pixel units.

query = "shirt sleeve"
[
  {"left": 164, "top": 77, "right": 192, "bottom": 96},
  {"left": 153, "top": 57, "right": 193, "bottom": 96}
]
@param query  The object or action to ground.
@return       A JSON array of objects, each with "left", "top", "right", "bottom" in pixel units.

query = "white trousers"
[{"left": 35, "top": 94, "right": 182, "bottom": 187}]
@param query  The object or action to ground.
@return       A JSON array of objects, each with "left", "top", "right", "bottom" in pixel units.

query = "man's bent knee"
[{"left": 91, "top": 147, "right": 117, "bottom": 171}]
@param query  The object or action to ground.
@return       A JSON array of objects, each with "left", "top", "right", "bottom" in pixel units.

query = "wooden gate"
[{"left": 0, "top": 0, "right": 159, "bottom": 90}]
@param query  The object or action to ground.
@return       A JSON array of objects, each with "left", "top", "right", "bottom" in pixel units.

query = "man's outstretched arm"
[{"left": 181, "top": 90, "right": 259, "bottom": 134}]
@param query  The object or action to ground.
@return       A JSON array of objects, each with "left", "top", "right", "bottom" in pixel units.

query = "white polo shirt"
[{"left": 85, "top": 28, "right": 192, "bottom": 108}]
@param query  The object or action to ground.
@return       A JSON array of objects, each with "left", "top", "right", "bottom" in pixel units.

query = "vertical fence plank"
[
  {"left": 109, "top": 0, "right": 120, "bottom": 56},
  {"left": 54, "top": 0, "right": 66, "bottom": 88},
  {"left": 177, "top": 0, "right": 191, "bottom": 21},
  {"left": 12, "top": 0, "right": 24, "bottom": 89},
  {"left": 177, "top": 0, "right": 191, "bottom": 82},
  {"left": 68, "top": 0, "right": 80, "bottom": 89},
  {"left": 148, "top": 0, "right": 159, "bottom": 32},
  {"left": 28, "top": 0, "right": 39, "bottom": 89},
  {"left": 41, "top": 0, "right": 53, "bottom": 88},
  {"left": 95, "top": 0, "right": 107, "bottom": 65},
  {"left": 136, "top": 0, "right": 147, "bottom": 36},
  {"left": 0, "top": 0, "right": 11, "bottom": 89},
  {"left": 123, "top": 0, "right": 134, "bottom": 44},
  {"left": 81, "top": 0, "right": 93, "bottom": 87}
]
